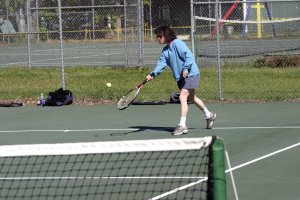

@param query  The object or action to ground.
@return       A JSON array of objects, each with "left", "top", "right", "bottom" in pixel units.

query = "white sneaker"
[
  {"left": 206, "top": 112, "right": 216, "bottom": 129},
  {"left": 172, "top": 125, "right": 188, "bottom": 136}
]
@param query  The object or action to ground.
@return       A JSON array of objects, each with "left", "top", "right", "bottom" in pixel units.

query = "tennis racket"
[
  {"left": 0, "top": 102, "right": 23, "bottom": 107},
  {"left": 117, "top": 79, "right": 148, "bottom": 110}
]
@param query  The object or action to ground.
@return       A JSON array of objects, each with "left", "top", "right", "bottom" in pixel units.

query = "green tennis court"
[{"left": 0, "top": 102, "right": 299, "bottom": 199}]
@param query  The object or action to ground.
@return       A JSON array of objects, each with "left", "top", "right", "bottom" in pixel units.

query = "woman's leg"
[
  {"left": 172, "top": 89, "right": 190, "bottom": 135},
  {"left": 190, "top": 90, "right": 217, "bottom": 129},
  {"left": 179, "top": 88, "right": 190, "bottom": 118},
  {"left": 193, "top": 95, "right": 211, "bottom": 118}
]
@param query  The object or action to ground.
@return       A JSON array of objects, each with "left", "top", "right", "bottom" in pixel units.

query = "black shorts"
[{"left": 177, "top": 75, "right": 200, "bottom": 90}]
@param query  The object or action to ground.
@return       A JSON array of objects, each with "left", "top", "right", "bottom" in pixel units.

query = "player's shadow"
[{"left": 110, "top": 126, "right": 196, "bottom": 136}]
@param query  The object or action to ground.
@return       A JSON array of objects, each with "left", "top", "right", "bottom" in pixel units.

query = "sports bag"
[{"left": 45, "top": 88, "right": 73, "bottom": 106}]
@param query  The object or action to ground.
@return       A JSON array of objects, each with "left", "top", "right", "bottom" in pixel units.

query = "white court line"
[
  {"left": 0, "top": 128, "right": 139, "bottom": 133},
  {"left": 149, "top": 178, "right": 208, "bottom": 200},
  {"left": 0, "top": 176, "right": 206, "bottom": 180},
  {"left": 226, "top": 142, "right": 300, "bottom": 173},
  {"left": 149, "top": 142, "right": 300, "bottom": 200},
  {"left": 0, "top": 126, "right": 299, "bottom": 133},
  {"left": 214, "top": 126, "right": 300, "bottom": 130}
]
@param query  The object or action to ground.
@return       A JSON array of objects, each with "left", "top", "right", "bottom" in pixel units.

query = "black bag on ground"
[
  {"left": 170, "top": 92, "right": 180, "bottom": 103},
  {"left": 45, "top": 88, "right": 73, "bottom": 106},
  {"left": 169, "top": 92, "right": 193, "bottom": 104}
]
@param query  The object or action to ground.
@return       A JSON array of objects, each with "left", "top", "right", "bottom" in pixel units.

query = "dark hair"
[{"left": 155, "top": 25, "right": 177, "bottom": 43}]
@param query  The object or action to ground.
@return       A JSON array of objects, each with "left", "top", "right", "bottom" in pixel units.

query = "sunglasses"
[{"left": 156, "top": 35, "right": 164, "bottom": 38}]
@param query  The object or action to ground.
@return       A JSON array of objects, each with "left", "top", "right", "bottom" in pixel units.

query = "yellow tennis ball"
[{"left": 106, "top": 82, "right": 112, "bottom": 87}]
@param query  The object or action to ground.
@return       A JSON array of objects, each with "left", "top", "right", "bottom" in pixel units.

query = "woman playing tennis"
[{"left": 146, "top": 25, "right": 216, "bottom": 135}]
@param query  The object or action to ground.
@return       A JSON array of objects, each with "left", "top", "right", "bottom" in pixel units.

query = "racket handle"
[
  {"left": 142, "top": 79, "right": 148, "bottom": 84},
  {"left": 137, "top": 79, "right": 148, "bottom": 88}
]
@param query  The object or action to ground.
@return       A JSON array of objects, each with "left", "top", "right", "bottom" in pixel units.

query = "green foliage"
[
  {"left": 252, "top": 55, "right": 300, "bottom": 68},
  {"left": 38, "top": 26, "right": 48, "bottom": 41},
  {"left": 144, "top": 0, "right": 151, "bottom": 5}
]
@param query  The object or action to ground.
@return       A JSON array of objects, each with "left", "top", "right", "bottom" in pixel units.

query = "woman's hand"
[
  {"left": 146, "top": 74, "right": 154, "bottom": 81},
  {"left": 182, "top": 70, "right": 189, "bottom": 78}
]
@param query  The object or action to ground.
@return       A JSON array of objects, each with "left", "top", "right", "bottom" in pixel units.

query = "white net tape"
[{"left": 0, "top": 137, "right": 213, "bottom": 157}]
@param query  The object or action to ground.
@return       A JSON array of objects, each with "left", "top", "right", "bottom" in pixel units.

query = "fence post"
[
  {"left": 58, "top": 0, "right": 65, "bottom": 90},
  {"left": 138, "top": 0, "right": 144, "bottom": 66},
  {"left": 26, "top": 0, "right": 32, "bottom": 68},
  {"left": 190, "top": 0, "right": 196, "bottom": 63},
  {"left": 215, "top": 0, "right": 223, "bottom": 100}
]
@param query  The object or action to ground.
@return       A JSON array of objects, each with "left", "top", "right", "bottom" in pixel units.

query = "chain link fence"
[
  {"left": 192, "top": 0, "right": 300, "bottom": 65},
  {"left": 0, "top": 0, "right": 299, "bottom": 102},
  {"left": 191, "top": 0, "right": 300, "bottom": 100},
  {"left": 0, "top": 0, "right": 144, "bottom": 69}
]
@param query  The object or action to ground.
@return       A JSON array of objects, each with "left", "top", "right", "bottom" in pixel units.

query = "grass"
[{"left": 0, "top": 65, "right": 299, "bottom": 104}]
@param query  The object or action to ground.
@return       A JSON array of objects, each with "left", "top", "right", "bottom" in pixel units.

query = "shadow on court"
[
  {"left": 110, "top": 126, "right": 198, "bottom": 136},
  {"left": 110, "top": 126, "right": 174, "bottom": 136}
]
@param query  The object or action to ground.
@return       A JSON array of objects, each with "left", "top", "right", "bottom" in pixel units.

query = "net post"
[{"left": 212, "top": 137, "right": 227, "bottom": 200}]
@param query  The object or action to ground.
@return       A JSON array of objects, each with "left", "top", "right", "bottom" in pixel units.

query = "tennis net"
[{"left": 0, "top": 137, "right": 226, "bottom": 200}]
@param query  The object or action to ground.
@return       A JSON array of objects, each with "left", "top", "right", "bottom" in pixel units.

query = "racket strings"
[{"left": 118, "top": 90, "right": 138, "bottom": 109}]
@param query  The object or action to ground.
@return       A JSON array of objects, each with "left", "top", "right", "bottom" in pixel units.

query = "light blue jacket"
[{"left": 150, "top": 39, "right": 199, "bottom": 81}]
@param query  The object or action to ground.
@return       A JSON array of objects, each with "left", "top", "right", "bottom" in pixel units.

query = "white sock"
[
  {"left": 203, "top": 107, "right": 211, "bottom": 119},
  {"left": 178, "top": 117, "right": 186, "bottom": 127}
]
